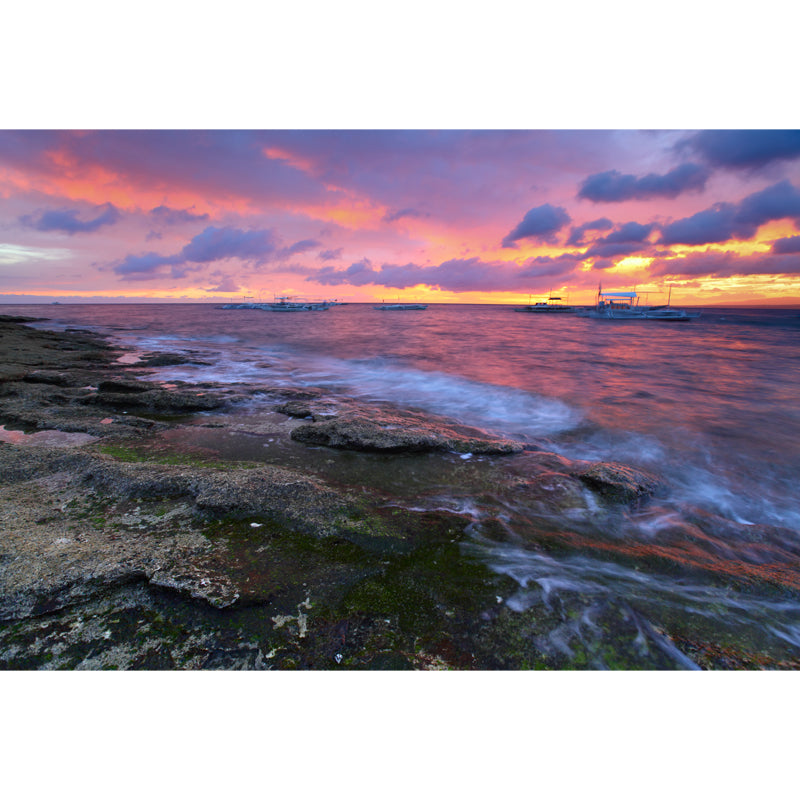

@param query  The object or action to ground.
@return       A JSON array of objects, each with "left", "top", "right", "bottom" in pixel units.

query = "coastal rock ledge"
[{"left": 289, "top": 406, "right": 524, "bottom": 455}]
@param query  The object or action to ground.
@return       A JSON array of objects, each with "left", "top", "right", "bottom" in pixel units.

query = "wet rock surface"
[
  {"left": 289, "top": 404, "right": 525, "bottom": 454},
  {"left": 570, "top": 461, "right": 665, "bottom": 505},
  {"left": 2, "top": 315, "right": 796, "bottom": 671}
]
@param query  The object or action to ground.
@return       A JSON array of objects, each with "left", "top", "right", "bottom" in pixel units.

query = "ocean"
[{"left": 7, "top": 301, "right": 800, "bottom": 666}]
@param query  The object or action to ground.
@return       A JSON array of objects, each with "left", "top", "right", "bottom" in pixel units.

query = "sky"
[{"left": 2, "top": 129, "right": 800, "bottom": 306}]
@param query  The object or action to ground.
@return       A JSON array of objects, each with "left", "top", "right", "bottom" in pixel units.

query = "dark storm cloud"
[
  {"left": 501, "top": 204, "right": 571, "bottom": 248},
  {"left": 149, "top": 205, "right": 210, "bottom": 225},
  {"left": 772, "top": 235, "right": 800, "bottom": 254},
  {"left": 566, "top": 217, "right": 613, "bottom": 246},
  {"left": 577, "top": 163, "right": 710, "bottom": 203},
  {"left": 680, "top": 130, "right": 800, "bottom": 170},
  {"left": 20, "top": 203, "right": 121, "bottom": 235},
  {"left": 660, "top": 181, "right": 800, "bottom": 246}
]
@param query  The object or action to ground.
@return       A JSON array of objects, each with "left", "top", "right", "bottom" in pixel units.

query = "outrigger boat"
[
  {"left": 514, "top": 291, "right": 576, "bottom": 313},
  {"left": 586, "top": 285, "right": 700, "bottom": 321},
  {"left": 373, "top": 301, "right": 428, "bottom": 310},
  {"left": 221, "top": 295, "right": 332, "bottom": 311}
]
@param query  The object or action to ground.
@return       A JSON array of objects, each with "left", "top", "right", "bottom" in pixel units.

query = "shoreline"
[{"left": 1, "top": 314, "right": 797, "bottom": 670}]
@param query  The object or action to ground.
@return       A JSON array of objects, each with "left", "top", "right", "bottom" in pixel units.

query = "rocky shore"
[{"left": 2, "top": 314, "right": 796, "bottom": 670}]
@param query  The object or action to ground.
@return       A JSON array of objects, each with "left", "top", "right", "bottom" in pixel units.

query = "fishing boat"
[
  {"left": 587, "top": 286, "right": 700, "bottom": 321},
  {"left": 221, "top": 296, "right": 331, "bottom": 311},
  {"left": 587, "top": 290, "right": 644, "bottom": 319},
  {"left": 514, "top": 292, "right": 575, "bottom": 313},
  {"left": 373, "top": 302, "right": 428, "bottom": 310}
]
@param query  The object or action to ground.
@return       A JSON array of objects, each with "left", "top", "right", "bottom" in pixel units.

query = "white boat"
[
  {"left": 514, "top": 292, "right": 576, "bottom": 313},
  {"left": 221, "top": 296, "right": 331, "bottom": 311},
  {"left": 588, "top": 287, "right": 700, "bottom": 321},
  {"left": 269, "top": 296, "right": 331, "bottom": 311},
  {"left": 639, "top": 305, "right": 700, "bottom": 321},
  {"left": 373, "top": 303, "right": 428, "bottom": 310}
]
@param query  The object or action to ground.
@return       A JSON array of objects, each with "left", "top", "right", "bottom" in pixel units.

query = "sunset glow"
[{"left": 2, "top": 130, "right": 800, "bottom": 306}]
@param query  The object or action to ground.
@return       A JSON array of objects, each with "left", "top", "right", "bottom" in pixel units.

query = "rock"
[
  {"left": 22, "top": 371, "right": 74, "bottom": 387},
  {"left": 147, "top": 565, "right": 240, "bottom": 608},
  {"left": 89, "top": 386, "right": 227, "bottom": 412},
  {"left": 519, "top": 471, "right": 596, "bottom": 514},
  {"left": 291, "top": 407, "right": 523, "bottom": 455},
  {"left": 275, "top": 400, "right": 314, "bottom": 418},
  {"left": 140, "top": 353, "right": 213, "bottom": 367},
  {"left": 97, "top": 379, "right": 151, "bottom": 394},
  {"left": 572, "top": 461, "right": 663, "bottom": 504},
  {"left": 275, "top": 399, "right": 337, "bottom": 420}
]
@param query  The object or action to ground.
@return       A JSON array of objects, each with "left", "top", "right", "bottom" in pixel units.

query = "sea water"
[{"left": 9, "top": 302, "right": 800, "bottom": 666}]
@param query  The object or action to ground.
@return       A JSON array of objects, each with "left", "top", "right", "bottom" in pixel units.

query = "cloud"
[
  {"left": 0, "top": 131, "right": 329, "bottom": 210},
  {"left": 735, "top": 179, "right": 800, "bottom": 228},
  {"left": 577, "top": 163, "right": 710, "bottom": 203},
  {"left": 382, "top": 207, "right": 430, "bottom": 223},
  {"left": 318, "top": 248, "right": 343, "bottom": 261},
  {"left": 0, "top": 243, "right": 73, "bottom": 265},
  {"left": 517, "top": 253, "right": 584, "bottom": 280},
  {"left": 660, "top": 180, "right": 800, "bottom": 246},
  {"left": 501, "top": 203, "right": 571, "bottom": 248},
  {"left": 204, "top": 276, "right": 241, "bottom": 292},
  {"left": 20, "top": 203, "right": 121, "bottom": 235},
  {"left": 314, "top": 258, "right": 379, "bottom": 286},
  {"left": 650, "top": 249, "right": 800, "bottom": 279},
  {"left": 112, "top": 251, "right": 185, "bottom": 279},
  {"left": 680, "top": 130, "right": 800, "bottom": 170},
  {"left": 312, "top": 254, "right": 582, "bottom": 293},
  {"left": 772, "top": 235, "right": 800, "bottom": 254},
  {"left": 179, "top": 226, "right": 279, "bottom": 264},
  {"left": 112, "top": 225, "right": 279, "bottom": 280},
  {"left": 579, "top": 221, "right": 655, "bottom": 259},
  {"left": 149, "top": 205, "right": 210, "bottom": 225},
  {"left": 584, "top": 241, "right": 650, "bottom": 259},
  {"left": 659, "top": 203, "right": 750, "bottom": 246},
  {"left": 276, "top": 238, "right": 322, "bottom": 259},
  {"left": 566, "top": 217, "right": 613, "bottom": 246},
  {"left": 601, "top": 221, "right": 654, "bottom": 243}
]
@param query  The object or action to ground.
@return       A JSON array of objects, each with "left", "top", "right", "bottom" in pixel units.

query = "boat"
[
  {"left": 267, "top": 295, "right": 332, "bottom": 311},
  {"left": 587, "top": 286, "right": 700, "bottom": 321},
  {"left": 514, "top": 292, "right": 576, "bottom": 313},
  {"left": 639, "top": 305, "right": 701, "bottom": 321},
  {"left": 220, "top": 296, "right": 332, "bottom": 311},
  {"left": 373, "top": 302, "right": 428, "bottom": 310}
]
